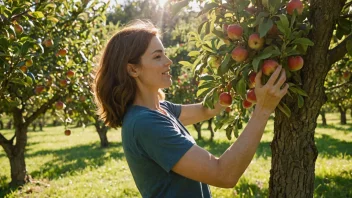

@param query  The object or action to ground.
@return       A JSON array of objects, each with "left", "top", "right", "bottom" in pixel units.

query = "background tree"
[
  {"left": 0, "top": 0, "right": 107, "bottom": 186},
  {"left": 172, "top": 0, "right": 352, "bottom": 197}
]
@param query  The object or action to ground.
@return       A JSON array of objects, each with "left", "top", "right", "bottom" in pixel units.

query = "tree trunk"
[
  {"left": 337, "top": 106, "right": 347, "bottom": 125},
  {"left": 207, "top": 118, "right": 214, "bottom": 142},
  {"left": 94, "top": 118, "right": 109, "bottom": 148},
  {"left": 320, "top": 110, "right": 327, "bottom": 126},
  {"left": 193, "top": 123, "right": 202, "bottom": 140},
  {"left": 0, "top": 120, "right": 3, "bottom": 130},
  {"left": 269, "top": 1, "right": 344, "bottom": 197}
]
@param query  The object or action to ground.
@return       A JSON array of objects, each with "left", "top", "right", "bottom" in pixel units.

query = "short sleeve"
[
  {"left": 133, "top": 113, "right": 194, "bottom": 172},
  {"left": 161, "top": 101, "right": 182, "bottom": 118}
]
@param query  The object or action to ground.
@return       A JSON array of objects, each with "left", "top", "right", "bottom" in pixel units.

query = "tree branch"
[
  {"left": 341, "top": 14, "right": 352, "bottom": 18},
  {"left": 325, "top": 78, "right": 352, "bottom": 91},
  {"left": 0, "top": 133, "right": 9, "bottom": 145},
  {"left": 328, "top": 34, "right": 352, "bottom": 65}
]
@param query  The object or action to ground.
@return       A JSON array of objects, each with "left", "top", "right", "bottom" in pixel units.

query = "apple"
[
  {"left": 245, "top": 6, "right": 257, "bottom": 15},
  {"left": 288, "top": 56, "right": 304, "bottom": 71},
  {"left": 59, "top": 79, "right": 67, "bottom": 87},
  {"left": 248, "top": 71, "right": 256, "bottom": 88},
  {"left": 225, "top": 107, "right": 231, "bottom": 113},
  {"left": 248, "top": 33, "right": 264, "bottom": 50},
  {"left": 227, "top": 24, "right": 243, "bottom": 40},
  {"left": 20, "top": 66, "right": 27, "bottom": 73},
  {"left": 262, "top": 59, "right": 279, "bottom": 76},
  {"left": 66, "top": 70, "right": 75, "bottom": 78},
  {"left": 25, "top": 59, "right": 33, "bottom": 67},
  {"left": 79, "top": 95, "right": 86, "bottom": 102},
  {"left": 343, "top": 71, "right": 351, "bottom": 80},
  {"left": 231, "top": 46, "right": 248, "bottom": 63},
  {"left": 64, "top": 129, "right": 71, "bottom": 136},
  {"left": 219, "top": 92, "right": 232, "bottom": 107},
  {"left": 35, "top": 85, "right": 45, "bottom": 94},
  {"left": 286, "top": 0, "right": 304, "bottom": 15},
  {"left": 43, "top": 39, "right": 54, "bottom": 47},
  {"left": 246, "top": 89, "right": 257, "bottom": 103},
  {"left": 242, "top": 99, "right": 253, "bottom": 109},
  {"left": 268, "top": 24, "right": 279, "bottom": 35},
  {"left": 14, "top": 24, "right": 23, "bottom": 34},
  {"left": 56, "top": 49, "right": 68, "bottom": 57},
  {"left": 55, "top": 101, "right": 64, "bottom": 110}
]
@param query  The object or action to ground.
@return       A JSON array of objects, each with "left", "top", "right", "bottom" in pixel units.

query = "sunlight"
[{"left": 158, "top": 0, "right": 168, "bottom": 8}]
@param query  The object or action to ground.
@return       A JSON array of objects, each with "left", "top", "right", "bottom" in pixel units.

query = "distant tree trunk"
[
  {"left": 337, "top": 106, "right": 347, "bottom": 125},
  {"left": 0, "top": 109, "right": 30, "bottom": 186},
  {"left": 0, "top": 120, "right": 3, "bottom": 130},
  {"left": 6, "top": 120, "right": 12, "bottom": 129},
  {"left": 32, "top": 123, "right": 37, "bottom": 131},
  {"left": 269, "top": 1, "right": 344, "bottom": 197},
  {"left": 94, "top": 117, "right": 109, "bottom": 148},
  {"left": 76, "top": 120, "right": 83, "bottom": 127},
  {"left": 193, "top": 123, "right": 202, "bottom": 140},
  {"left": 207, "top": 118, "right": 214, "bottom": 141},
  {"left": 320, "top": 109, "right": 327, "bottom": 126}
]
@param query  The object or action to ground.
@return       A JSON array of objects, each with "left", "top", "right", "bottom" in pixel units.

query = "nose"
[{"left": 165, "top": 56, "right": 173, "bottom": 66}]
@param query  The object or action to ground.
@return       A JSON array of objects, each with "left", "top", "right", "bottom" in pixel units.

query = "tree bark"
[
  {"left": 320, "top": 110, "right": 327, "bottom": 126},
  {"left": 337, "top": 106, "right": 347, "bottom": 125},
  {"left": 94, "top": 117, "right": 109, "bottom": 148},
  {"left": 207, "top": 118, "right": 214, "bottom": 141},
  {"left": 193, "top": 123, "right": 202, "bottom": 140},
  {"left": 269, "top": 1, "right": 345, "bottom": 197}
]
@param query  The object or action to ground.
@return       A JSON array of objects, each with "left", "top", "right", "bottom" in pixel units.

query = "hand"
[{"left": 254, "top": 65, "right": 289, "bottom": 117}]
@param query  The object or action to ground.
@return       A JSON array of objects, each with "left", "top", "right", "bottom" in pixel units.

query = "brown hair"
[{"left": 93, "top": 20, "right": 159, "bottom": 128}]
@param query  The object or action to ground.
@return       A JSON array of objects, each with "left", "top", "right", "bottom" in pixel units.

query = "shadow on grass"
[
  {"left": 315, "top": 134, "right": 352, "bottom": 158},
  {"left": 26, "top": 142, "right": 124, "bottom": 180},
  {"left": 317, "top": 123, "right": 352, "bottom": 133},
  {"left": 315, "top": 173, "right": 352, "bottom": 198},
  {"left": 196, "top": 139, "right": 272, "bottom": 159}
]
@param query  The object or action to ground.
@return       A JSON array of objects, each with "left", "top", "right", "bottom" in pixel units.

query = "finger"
[
  {"left": 273, "top": 69, "right": 287, "bottom": 89},
  {"left": 279, "top": 83, "right": 289, "bottom": 96},
  {"left": 255, "top": 70, "right": 263, "bottom": 88},
  {"left": 266, "top": 65, "right": 282, "bottom": 86}
]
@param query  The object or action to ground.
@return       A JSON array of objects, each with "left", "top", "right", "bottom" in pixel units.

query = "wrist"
[{"left": 252, "top": 105, "right": 272, "bottom": 121}]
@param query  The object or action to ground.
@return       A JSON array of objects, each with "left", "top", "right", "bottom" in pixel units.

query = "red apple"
[
  {"left": 343, "top": 71, "right": 351, "bottom": 80},
  {"left": 25, "top": 59, "right": 33, "bottom": 67},
  {"left": 35, "top": 85, "right": 45, "bottom": 94},
  {"left": 286, "top": 0, "right": 303, "bottom": 15},
  {"left": 262, "top": 59, "right": 279, "bottom": 76},
  {"left": 288, "top": 56, "right": 304, "bottom": 71},
  {"left": 242, "top": 99, "right": 253, "bottom": 109},
  {"left": 227, "top": 24, "right": 243, "bottom": 40},
  {"left": 248, "top": 33, "right": 264, "bottom": 50},
  {"left": 219, "top": 92, "right": 232, "bottom": 107},
  {"left": 225, "top": 107, "right": 231, "bottom": 113},
  {"left": 55, "top": 101, "right": 64, "bottom": 110},
  {"left": 14, "top": 24, "right": 23, "bottom": 34},
  {"left": 231, "top": 46, "right": 248, "bottom": 63},
  {"left": 245, "top": 6, "right": 257, "bottom": 14},
  {"left": 20, "top": 66, "right": 27, "bottom": 73},
  {"left": 64, "top": 129, "right": 71, "bottom": 136},
  {"left": 56, "top": 49, "right": 68, "bottom": 57},
  {"left": 246, "top": 89, "right": 257, "bottom": 103},
  {"left": 268, "top": 24, "right": 279, "bottom": 35},
  {"left": 43, "top": 39, "right": 54, "bottom": 47},
  {"left": 66, "top": 70, "right": 74, "bottom": 78},
  {"left": 248, "top": 71, "right": 257, "bottom": 88},
  {"left": 59, "top": 79, "right": 67, "bottom": 87}
]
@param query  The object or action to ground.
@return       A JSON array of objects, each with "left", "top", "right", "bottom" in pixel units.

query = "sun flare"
[{"left": 158, "top": 0, "right": 168, "bottom": 8}]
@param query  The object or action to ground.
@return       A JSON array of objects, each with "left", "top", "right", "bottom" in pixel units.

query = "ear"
[{"left": 127, "top": 64, "right": 139, "bottom": 77}]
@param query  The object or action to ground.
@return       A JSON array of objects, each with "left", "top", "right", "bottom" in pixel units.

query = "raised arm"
[
  {"left": 172, "top": 66, "right": 289, "bottom": 188},
  {"left": 178, "top": 102, "right": 224, "bottom": 126}
]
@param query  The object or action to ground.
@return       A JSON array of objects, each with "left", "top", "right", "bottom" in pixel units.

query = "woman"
[{"left": 93, "top": 21, "right": 288, "bottom": 197}]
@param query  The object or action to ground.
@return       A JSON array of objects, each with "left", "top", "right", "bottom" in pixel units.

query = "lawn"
[{"left": 0, "top": 113, "right": 351, "bottom": 198}]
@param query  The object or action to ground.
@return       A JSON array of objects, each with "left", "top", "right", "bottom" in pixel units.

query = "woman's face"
[{"left": 135, "top": 36, "right": 173, "bottom": 90}]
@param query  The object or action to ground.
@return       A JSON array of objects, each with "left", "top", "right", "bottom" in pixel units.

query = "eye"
[{"left": 154, "top": 55, "right": 161, "bottom": 59}]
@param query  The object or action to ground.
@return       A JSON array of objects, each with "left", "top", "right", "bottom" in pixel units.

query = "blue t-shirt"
[{"left": 122, "top": 101, "right": 212, "bottom": 198}]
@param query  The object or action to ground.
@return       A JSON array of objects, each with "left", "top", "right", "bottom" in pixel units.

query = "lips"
[{"left": 162, "top": 70, "right": 170, "bottom": 75}]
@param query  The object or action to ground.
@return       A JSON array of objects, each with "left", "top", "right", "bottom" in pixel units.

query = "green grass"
[{"left": 0, "top": 113, "right": 351, "bottom": 197}]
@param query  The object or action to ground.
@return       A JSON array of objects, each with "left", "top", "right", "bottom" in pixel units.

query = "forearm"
[
  {"left": 203, "top": 101, "right": 225, "bottom": 119},
  {"left": 217, "top": 110, "right": 270, "bottom": 186}
]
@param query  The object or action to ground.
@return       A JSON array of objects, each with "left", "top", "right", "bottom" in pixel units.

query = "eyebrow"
[{"left": 151, "top": 49, "right": 163, "bottom": 54}]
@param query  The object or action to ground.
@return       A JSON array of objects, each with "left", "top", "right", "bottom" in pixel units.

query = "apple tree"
[
  {"left": 172, "top": 0, "right": 352, "bottom": 197},
  {"left": 0, "top": 0, "right": 107, "bottom": 186}
]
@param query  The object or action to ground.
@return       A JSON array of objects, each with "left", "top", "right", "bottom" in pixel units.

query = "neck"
[{"left": 133, "top": 87, "right": 161, "bottom": 110}]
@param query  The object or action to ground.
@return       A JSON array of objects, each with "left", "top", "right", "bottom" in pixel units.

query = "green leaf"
[
  {"left": 291, "top": 38, "right": 314, "bottom": 46},
  {"left": 47, "top": 16, "right": 59, "bottom": 23},
  {"left": 200, "top": 74, "right": 215, "bottom": 81},
  {"left": 275, "top": 15, "right": 290, "bottom": 36},
  {"left": 219, "top": 53, "right": 231, "bottom": 75},
  {"left": 32, "top": 11, "right": 45, "bottom": 18},
  {"left": 258, "top": 18, "right": 273, "bottom": 38},
  {"left": 197, "top": 2, "right": 219, "bottom": 17},
  {"left": 188, "top": 51, "right": 201, "bottom": 57},
  {"left": 289, "top": 86, "right": 308, "bottom": 97},
  {"left": 297, "top": 94, "right": 304, "bottom": 108},
  {"left": 346, "top": 40, "right": 352, "bottom": 56},
  {"left": 171, "top": 0, "right": 190, "bottom": 16},
  {"left": 277, "top": 102, "right": 291, "bottom": 117},
  {"left": 198, "top": 80, "right": 216, "bottom": 89},
  {"left": 179, "top": 61, "right": 193, "bottom": 67},
  {"left": 21, "top": 41, "right": 32, "bottom": 56},
  {"left": 226, "top": 125, "right": 233, "bottom": 140},
  {"left": 236, "top": 78, "right": 246, "bottom": 99},
  {"left": 197, "top": 87, "right": 213, "bottom": 98}
]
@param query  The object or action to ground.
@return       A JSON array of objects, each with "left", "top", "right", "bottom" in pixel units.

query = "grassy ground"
[{"left": 0, "top": 113, "right": 351, "bottom": 198}]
